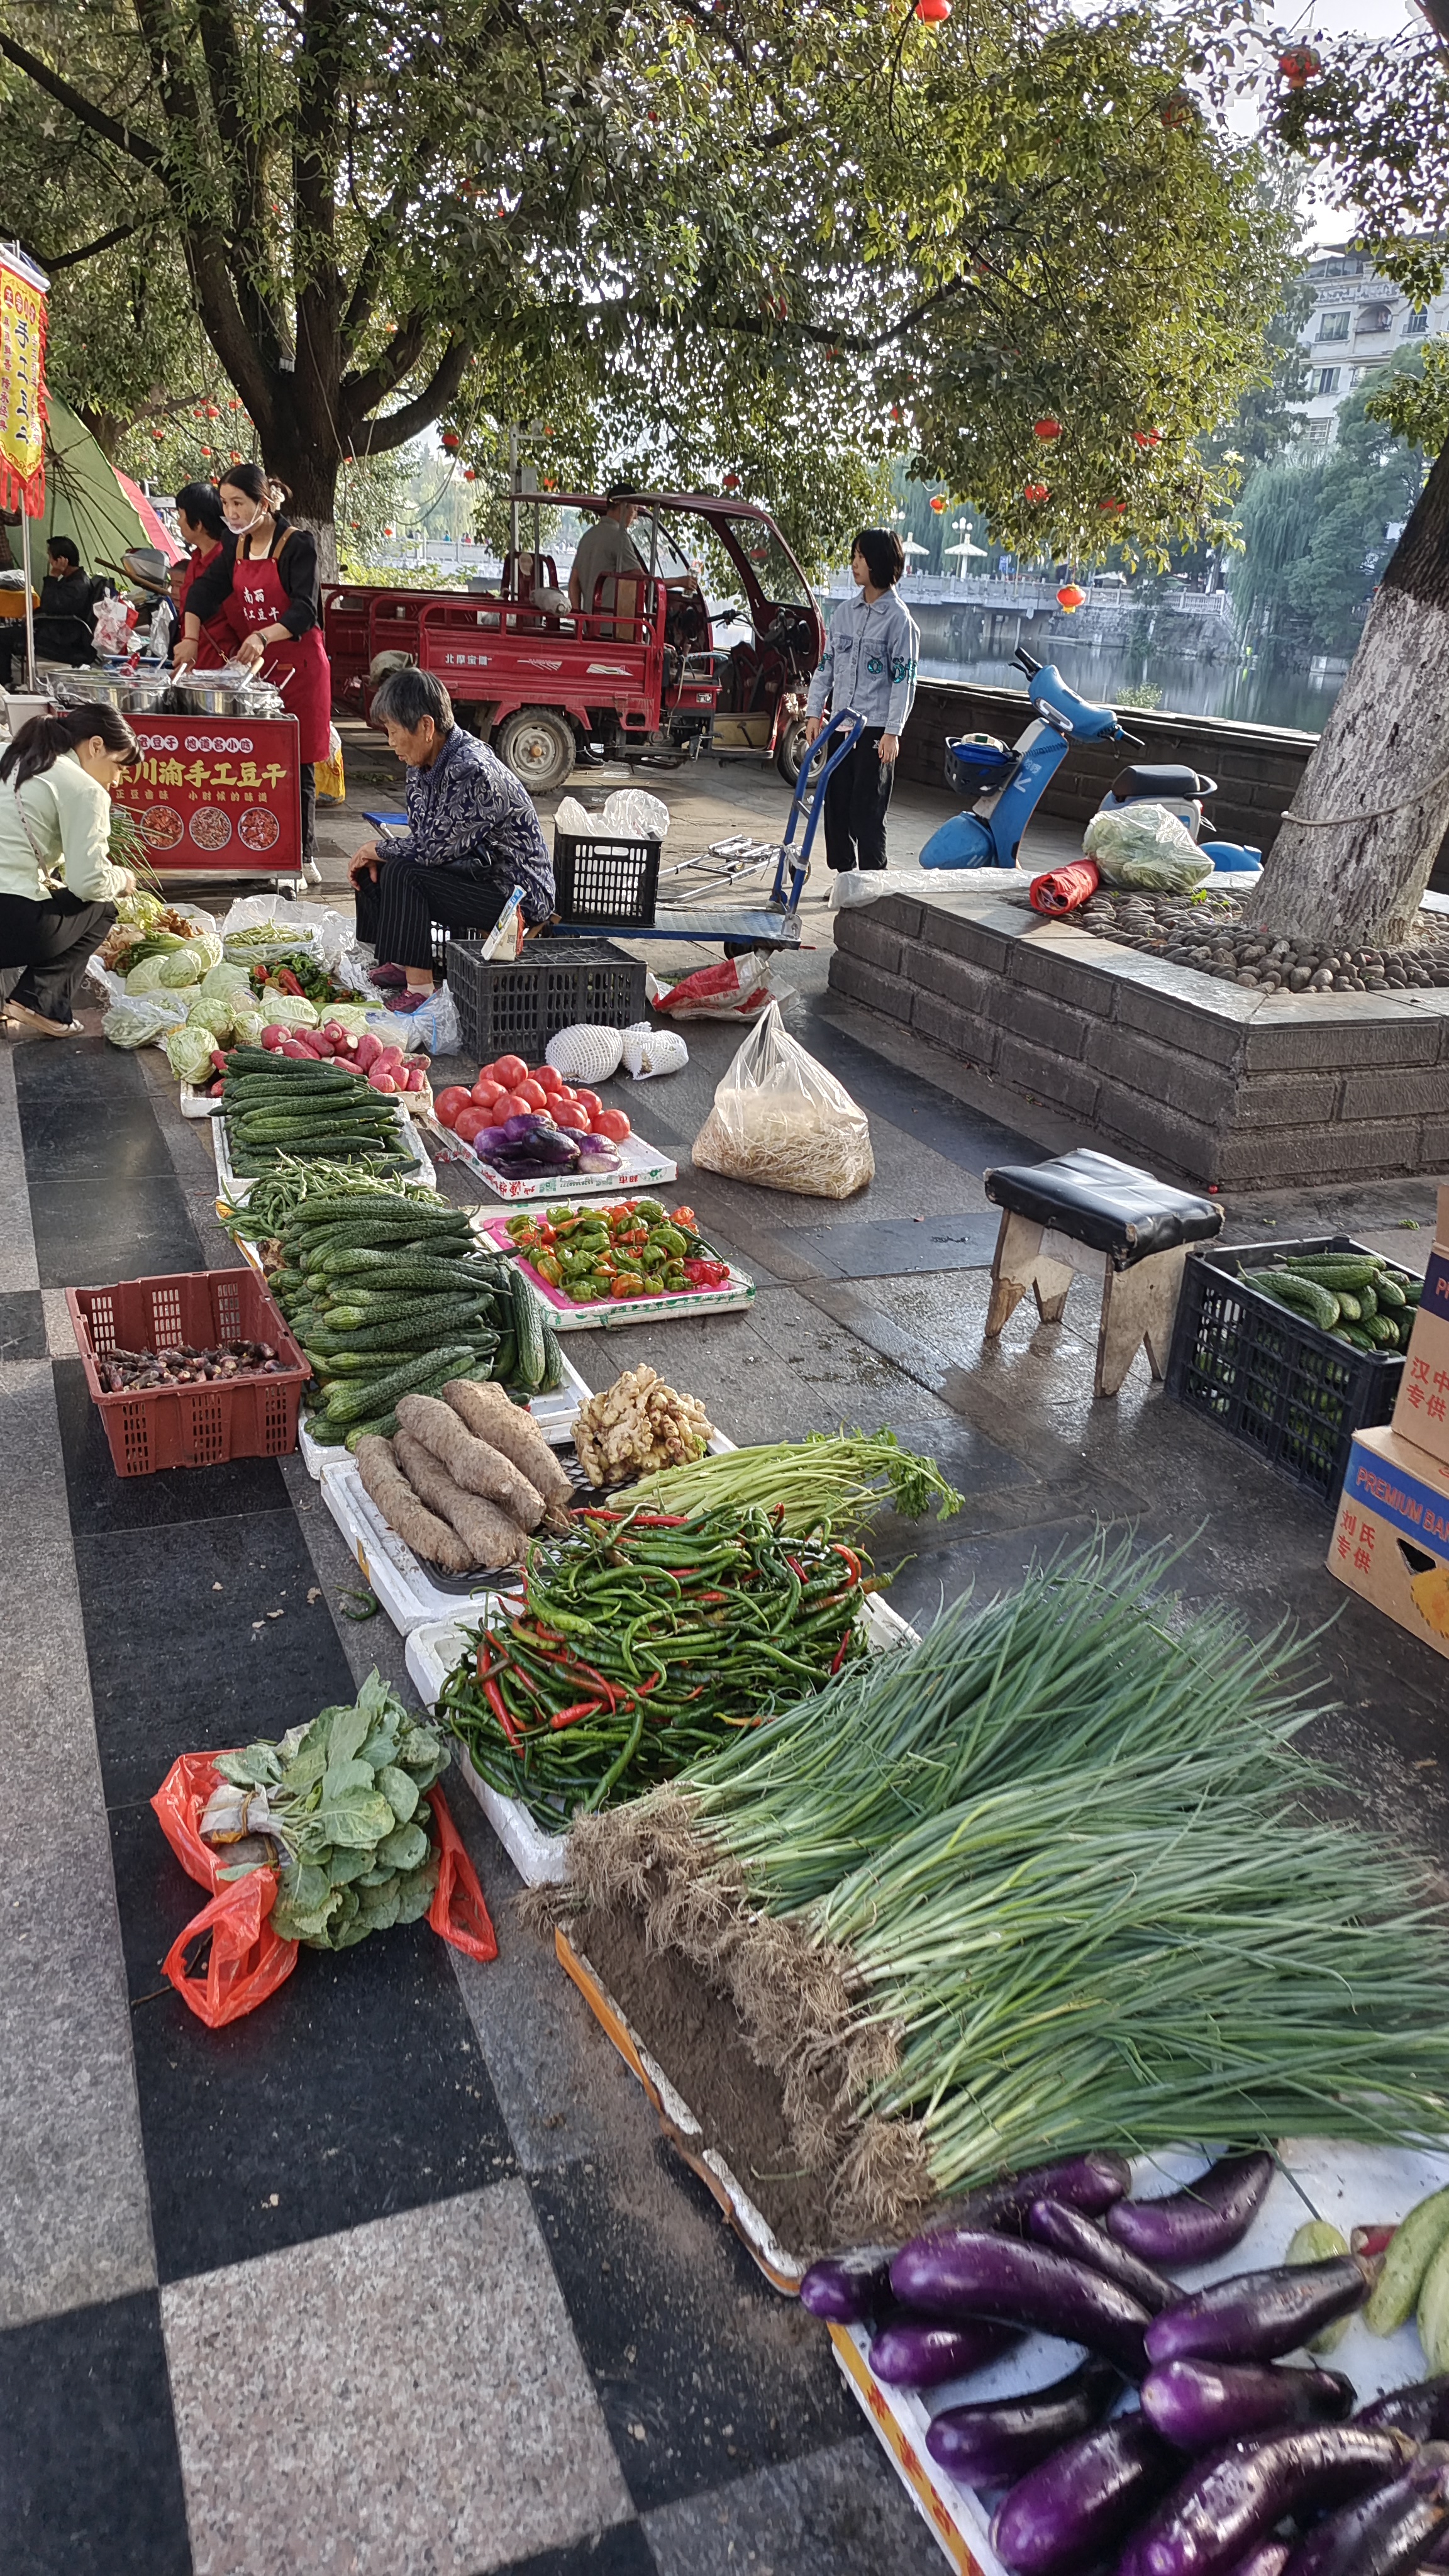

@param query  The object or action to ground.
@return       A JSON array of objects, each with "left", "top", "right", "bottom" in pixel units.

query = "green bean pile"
[{"left": 436, "top": 1503, "right": 872, "bottom": 1823}]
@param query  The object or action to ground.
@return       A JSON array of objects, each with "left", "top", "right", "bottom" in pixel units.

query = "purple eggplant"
[
  {"left": 574, "top": 1141, "right": 623, "bottom": 1172},
  {"left": 990, "top": 2413, "right": 1177, "bottom": 2575},
  {"left": 1358, "top": 2377, "right": 1449, "bottom": 2443},
  {"left": 1109, "top": 2156, "right": 1275, "bottom": 2267},
  {"left": 944, "top": 2151, "right": 1133, "bottom": 2240},
  {"left": 799, "top": 2244, "right": 893, "bottom": 2322},
  {"left": 1280, "top": 2453, "right": 1449, "bottom": 2576},
  {"left": 926, "top": 2353, "right": 1121, "bottom": 2487},
  {"left": 869, "top": 2314, "right": 1018, "bottom": 2389},
  {"left": 1030, "top": 2197, "right": 1177, "bottom": 2314},
  {"left": 890, "top": 2230, "right": 1151, "bottom": 2373},
  {"left": 1141, "top": 2358, "right": 1355, "bottom": 2452},
  {"left": 1222, "top": 2552, "right": 1289, "bottom": 2576},
  {"left": 1146, "top": 2258, "right": 1374, "bottom": 2368},
  {"left": 1116, "top": 2425, "right": 1414, "bottom": 2576},
  {"left": 502, "top": 1111, "right": 552, "bottom": 1142}
]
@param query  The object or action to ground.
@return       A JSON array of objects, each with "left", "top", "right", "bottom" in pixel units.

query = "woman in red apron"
[
  {"left": 172, "top": 480, "right": 241, "bottom": 670},
  {"left": 175, "top": 462, "right": 332, "bottom": 870}
]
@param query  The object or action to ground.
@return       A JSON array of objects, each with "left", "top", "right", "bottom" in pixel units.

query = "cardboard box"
[
  {"left": 1328, "top": 1423, "right": 1449, "bottom": 1660},
  {"left": 1392, "top": 1239, "right": 1449, "bottom": 1471}
]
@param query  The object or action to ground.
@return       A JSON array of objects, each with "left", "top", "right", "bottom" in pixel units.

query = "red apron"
[
  {"left": 175, "top": 546, "right": 242, "bottom": 671},
  {"left": 231, "top": 535, "right": 332, "bottom": 763}
]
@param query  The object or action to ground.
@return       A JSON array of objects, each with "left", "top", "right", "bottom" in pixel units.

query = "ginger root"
[{"left": 573, "top": 1364, "right": 713, "bottom": 1489}]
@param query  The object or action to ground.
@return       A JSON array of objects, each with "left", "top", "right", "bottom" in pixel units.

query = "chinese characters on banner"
[
  {"left": 0, "top": 245, "right": 48, "bottom": 516},
  {"left": 112, "top": 714, "right": 303, "bottom": 875}
]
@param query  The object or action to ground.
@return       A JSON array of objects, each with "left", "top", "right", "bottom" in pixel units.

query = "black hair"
[
  {"left": 47, "top": 536, "right": 81, "bottom": 568},
  {"left": 852, "top": 527, "right": 906, "bottom": 589},
  {"left": 370, "top": 666, "right": 455, "bottom": 737},
  {"left": 0, "top": 702, "right": 139, "bottom": 789},
  {"left": 175, "top": 480, "right": 226, "bottom": 540},
  {"left": 217, "top": 459, "right": 290, "bottom": 509}
]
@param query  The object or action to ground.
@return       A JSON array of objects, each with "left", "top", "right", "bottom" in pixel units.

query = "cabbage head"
[
  {"left": 158, "top": 948, "right": 204, "bottom": 989},
  {"left": 326, "top": 1004, "right": 374, "bottom": 1036},
  {"left": 186, "top": 992, "right": 235, "bottom": 1037},
  {"left": 260, "top": 991, "right": 319, "bottom": 1029},
  {"left": 164, "top": 1024, "right": 218, "bottom": 1082},
  {"left": 231, "top": 1006, "right": 267, "bottom": 1047},
  {"left": 201, "top": 960, "right": 252, "bottom": 1004},
  {"left": 125, "top": 952, "right": 171, "bottom": 995}
]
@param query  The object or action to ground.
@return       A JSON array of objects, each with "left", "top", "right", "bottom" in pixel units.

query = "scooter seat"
[{"left": 1108, "top": 762, "right": 1211, "bottom": 803}]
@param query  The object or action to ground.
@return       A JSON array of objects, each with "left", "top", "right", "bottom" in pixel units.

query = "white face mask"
[{"left": 228, "top": 499, "right": 270, "bottom": 535}]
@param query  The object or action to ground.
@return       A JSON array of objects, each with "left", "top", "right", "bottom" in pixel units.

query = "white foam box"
[
  {"left": 1328, "top": 1420, "right": 1449, "bottom": 1663},
  {"left": 831, "top": 2140, "right": 1449, "bottom": 2576},
  {"left": 474, "top": 1211, "right": 753, "bottom": 1331},
  {"left": 427, "top": 1119, "right": 676, "bottom": 1202},
  {"left": 211, "top": 1107, "right": 435, "bottom": 1202}
]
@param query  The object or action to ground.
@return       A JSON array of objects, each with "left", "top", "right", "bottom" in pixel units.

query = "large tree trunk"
[
  {"left": 1253, "top": 443, "right": 1449, "bottom": 947},
  {"left": 264, "top": 435, "right": 340, "bottom": 584}
]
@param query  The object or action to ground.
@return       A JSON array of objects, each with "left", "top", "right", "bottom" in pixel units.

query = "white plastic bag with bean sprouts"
[{"left": 691, "top": 1001, "right": 874, "bottom": 1199}]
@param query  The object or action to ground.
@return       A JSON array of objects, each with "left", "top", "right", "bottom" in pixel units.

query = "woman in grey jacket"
[{"left": 804, "top": 528, "right": 919, "bottom": 877}]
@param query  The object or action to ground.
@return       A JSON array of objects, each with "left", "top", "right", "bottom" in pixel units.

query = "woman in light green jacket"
[{"left": 0, "top": 704, "right": 138, "bottom": 1036}]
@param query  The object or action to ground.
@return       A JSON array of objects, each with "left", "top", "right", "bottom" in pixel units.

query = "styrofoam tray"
[
  {"left": 321, "top": 1457, "right": 524, "bottom": 1633},
  {"left": 212, "top": 1107, "right": 435, "bottom": 1202},
  {"left": 407, "top": 1587, "right": 918, "bottom": 1885},
  {"left": 831, "top": 2138, "right": 1449, "bottom": 2576},
  {"left": 180, "top": 1082, "right": 224, "bottom": 1119},
  {"left": 477, "top": 1211, "right": 752, "bottom": 1330},
  {"left": 426, "top": 1118, "right": 676, "bottom": 1202}
]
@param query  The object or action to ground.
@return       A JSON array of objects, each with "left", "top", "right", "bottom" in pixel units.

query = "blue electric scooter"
[{"left": 918, "top": 647, "right": 1260, "bottom": 874}]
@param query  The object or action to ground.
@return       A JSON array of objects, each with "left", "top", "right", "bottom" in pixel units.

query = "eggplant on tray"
[{"left": 468, "top": 1111, "right": 622, "bottom": 1180}]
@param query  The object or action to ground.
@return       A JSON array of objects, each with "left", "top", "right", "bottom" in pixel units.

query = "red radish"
[
  {"left": 376, "top": 1045, "right": 405, "bottom": 1072},
  {"left": 515, "top": 1077, "right": 548, "bottom": 1110},
  {"left": 354, "top": 1031, "right": 382, "bottom": 1071},
  {"left": 211, "top": 1050, "right": 228, "bottom": 1074},
  {"left": 453, "top": 1104, "right": 494, "bottom": 1146},
  {"left": 592, "top": 1107, "right": 631, "bottom": 1142},
  {"left": 404, "top": 1062, "right": 427, "bottom": 1092},
  {"left": 369, "top": 1070, "right": 399, "bottom": 1094},
  {"left": 208, "top": 1077, "right": 226, "bottom": 1096},
  {"left": 280, "top": 1040, "right": 310, "bottom": 1058},
  {"left": 323, "top": 1021, "right": 349, "bottom": 1046},
  {"left": 261, "top": 1024, "right": 287, "bottom": 1049},
  {"left": 573, "top": 1087, "right": 603, "bottom": 1118},
  {"left": 435, "top": 1085, "right": 472, "bottom": 1129},
  {"left": 470, "top": 1078, "right": 504, "bottom": 1109},
  {"left": 554, "top": 1101, "right": 591, "bottom": 1131},
  {"left": 494, "top": 1053, "right": 528, "bottom": 1088}
]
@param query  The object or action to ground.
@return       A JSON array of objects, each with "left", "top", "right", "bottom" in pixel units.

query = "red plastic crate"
[{"left": 67, "top": 1269, "right": 309, "bottom": 1477}]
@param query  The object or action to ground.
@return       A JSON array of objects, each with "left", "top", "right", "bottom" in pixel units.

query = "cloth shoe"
[
  {"left": 4, "top": 998, "right": 83, "bottom": 1038},
  {"left": 368, "top": 962, "right": 408, "bottom": 989},
  {"left": 387, "top": 988, "right": 433, "bottom": 1015}
]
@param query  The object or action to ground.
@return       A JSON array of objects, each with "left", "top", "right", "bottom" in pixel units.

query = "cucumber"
[
  {"left": 1366, "top": 1312, "right": 1400, "bottom": 1346},
  {"left": 1359, "top": 1283, "right": 1379, "bottom": 1318},
  {"left": 339, "top": 1357, "right": 494, "bottom": 1450},
  {"left": 539, "top": 1323, "right": 565, "bottom": 1394},
  {"left": 1258, "top": 1273, "right": 1341, "bottom": 1331},
  {"left": 511, "top": 1264, "right": 547, "bottom": 1389},
  {"left": 1334, "top": 1326, "right": 1375, "bottom": 1351},
  {"left": 325, "top": 1262, "right": 496, "bottom": 1301},
  {"left": 325, "top": 1290, "right": 487, "bottom": 1332},
  {"left": 306, "top": 1301, "right": 492, "bottom": 1354},
  {"left": 1422, "top": 2232, "right": 1449, "bottom": 2372},
  {"left": 1278, "top": 1255, "right": 1382, "bottom": 1291},
  {"left": 1376, "top": 1275, "right": 1407, "bottom": 1309},
  {"left": 314, "top": 1348, "right": 424, "bottom": 1377},
  {"left": 322, "top": 1344, "right": 479, "bottom": 1426},
  {"left": 1335, "top": 1292, "right": 1362, "bottom": 1324},
  {"left": 1286, "top": 2219, "right": 1352, "bottom": 2353},
  {"left": 492, "top": 1328, "right": 518, "bottom": 1384},
  {"left": 1367, "top": 2184, "right": 1449, "bottom": 2334}
]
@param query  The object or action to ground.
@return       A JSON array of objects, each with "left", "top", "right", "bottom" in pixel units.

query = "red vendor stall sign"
[{"left": 113, "top": 713, "right": 303, "bottom": 874}]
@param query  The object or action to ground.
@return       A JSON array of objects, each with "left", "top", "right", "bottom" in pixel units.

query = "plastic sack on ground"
[
  {"left": 1030, "top": 860, "right": 1101, "bottom": 916},
  {"left": 553, "top": 795, "right": 594, "bottom": 837},
  {"left": 103, "top": 991, "right": 191, "bottom": 1050},
  {"left": 602, "top": 786, "right": 670, "bottom": 842},
  {"left": 425, "top": 1789, "right": 498, "bottom": 1962},
  {"left": 315, "top": 724, "right": 346, "bottom": 804},
  {"left": 692, "top": 999, "right": 874, "bottom": 1199},
  {"left": 220, "top": 894, "right": 353, "bottom": 972},
  {"left": 650, "top": 955, "right": 787, "bottom": 1021},
  {"left": 1083, "top": 804, "right": 1214, "bottom": 895},
  {"left": 150, "top": 1748, "right": 299, "bottom": 2027},
  {"left": 367, "top": 984, "right": 459, "bottom": 1055}
]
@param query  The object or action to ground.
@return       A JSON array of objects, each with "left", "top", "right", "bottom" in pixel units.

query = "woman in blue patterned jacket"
[
  {"left": 803, "top": 528, "right": 919, "bottom": 884},
  {"left": 348, "top": 669, "right": 555, "bottom": 1006}
]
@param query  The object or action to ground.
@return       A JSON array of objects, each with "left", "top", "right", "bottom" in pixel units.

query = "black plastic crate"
[
  {"left": 1165, "top": 1233, "right": 1413, "bottom": 1508},
  {"left": 446, "top": 937, "right": 647, "bottom": 1063},
  {"left": 553, "top": 830, "right": 660, "bottom": 928}
]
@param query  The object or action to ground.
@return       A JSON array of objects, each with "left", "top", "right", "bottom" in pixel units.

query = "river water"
[{"left": 917, "top": 641, "right": 1341, "bottom": 735}]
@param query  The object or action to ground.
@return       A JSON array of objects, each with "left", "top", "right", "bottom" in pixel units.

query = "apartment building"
[{"left": 1296, "top": 250, "right": 1440, "bottom": 443}]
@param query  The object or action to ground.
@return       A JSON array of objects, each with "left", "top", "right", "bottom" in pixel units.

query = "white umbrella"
[
  {"left": 901, "top": 535, "right": 930, "bottom": 556},
  {"left": 945, "top": 536, "right": 988, "bottom": 558}
]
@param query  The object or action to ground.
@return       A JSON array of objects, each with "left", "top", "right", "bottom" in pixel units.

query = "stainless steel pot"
[
  {"left": 122, "top": 674, "right": 174, "bottom": 712},
  {"left": 174, "top": 682, "right": 241, "bottom": 715},
  {"left": 57, "top": 671, "right": 132, "bottom": 709}
]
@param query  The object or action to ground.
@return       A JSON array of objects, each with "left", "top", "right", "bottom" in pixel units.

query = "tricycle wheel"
[
  {"left": 494, "top": 706, "right": 577, "bottom": 794},
  {"left": 775, "top": 718, "right": 809, "bottom": 786}
]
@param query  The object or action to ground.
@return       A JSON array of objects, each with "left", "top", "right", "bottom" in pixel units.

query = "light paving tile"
[
  {"left": 0, "top": 1359, "right": 155, "bottom": 2327},
  {"left": 0, "top": 1046, "right": 40, "bottom": 1290},
  {"left": 643, "top": 2434, "right": 947, "bottom": 2576},
  {"left": 162, "top": 2182, "right": 633, "bottom": 2576}
]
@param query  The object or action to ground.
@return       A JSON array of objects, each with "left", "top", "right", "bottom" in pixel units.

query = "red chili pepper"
[
  {"left": 787, "top": 1555, "right": 808, "bottom": 1582},
  {"left": 276, "top": 966, "right": 304, "bottom": 997},
  {"left": 483, "top": 1673, "right": 523, "bottom": 1752},
  {"left": 697, "top": 1588, "right": 728, "bottom": 1603},
  {"left": 550, "top": 1697, "right": 605, "bottom": 1731},
  {"left": 629, "top": 1512, "right": 691, "bottom": 1527},
  {"left": 830, "top": 1626, "right": 853, "bottom": 1675},
  {"left": 833, "top": 1542, "right": 862, "bottom": 1585}
]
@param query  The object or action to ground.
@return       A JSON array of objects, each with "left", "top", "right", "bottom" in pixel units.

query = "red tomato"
[
  {"left": 476, "top": 1060, "right": 500, "bottom": 1084},
  {"left": 592, "top": 1107, "right": 632, "bottom": 1143},
  {"left": 494, "top": 1053, "right": 528, "bottom": 1089},
  {"left": 554, "top": 1101, "right": 592, "bottom": 1131},
  {"left": 536, "top": 1064, "right": 565, "bottom": 1094},
  {"left": 573, "top": 1088, "right": 603, "bottom": 1118},
  {"left": 555, "top": 1085, "right": 580, "bottom": 1105},
  {"left": 492, "top": 1092, "right": 532, "bottom": 1120},
  {"left": 470, "top": 1077, "right": 504, "bottom": 1109},
  {"left": 514, "top": 1077, "right": 548, "bottom": 1110},
  {"left": 454, "top": 1104, "right": 496, "bottom": 1146},
  {"left": 435, "top": 1085, "right": 473, "bottom": 1130}
]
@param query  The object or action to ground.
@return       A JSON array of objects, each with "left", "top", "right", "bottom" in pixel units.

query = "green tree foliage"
[{"left": 1228, "top": 377, "right": 1425, "bottom": 652}]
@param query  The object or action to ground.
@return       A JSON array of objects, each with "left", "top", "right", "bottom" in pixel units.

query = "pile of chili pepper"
[
  {"left": 502, "top": 1199, "right": 732, "bottom": 1302},
  {"left": 435, "top": 1502, "right": 872, "bottom": 1823}
]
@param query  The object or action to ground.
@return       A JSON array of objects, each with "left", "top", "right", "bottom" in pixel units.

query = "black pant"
[
  {"left": 0, "top": 619, "right": 94, "bottom": 689},
  {"left": 353, "top": 853, "right": 508, "bottom": 970},
  {"left": 299, "top": 763, "right": 316, "bottom": 862},
  {"left": 823, "top": 727, "right": 893, "bottom": 871},
  {"left": 0, "top": 889, "right": 117, "bottom": 1024}
]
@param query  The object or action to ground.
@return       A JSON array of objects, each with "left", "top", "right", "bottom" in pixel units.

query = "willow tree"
[{"left": 1249, "top": 31, "right": 1449, "bottom": 945}]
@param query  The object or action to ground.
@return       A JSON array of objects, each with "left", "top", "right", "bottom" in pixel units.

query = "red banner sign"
[{"left": 113, "top": 713, "right": 303, "bottom": 874}]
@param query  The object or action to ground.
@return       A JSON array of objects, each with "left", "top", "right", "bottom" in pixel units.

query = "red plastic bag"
[
  {"left": 1029, "top": 860, "right": 1101, "bottom": 916},
  {"left": 426, "top": 1787, "right": 498, "bottom": 1963},
  {"left": 653, "top": 957, "right": 780, "bottom": 1019},
  {"left": 152, "top": 1748, "right": 240, "bottom": 1892},
  {"left": 161, "top": 1865, "right": 298, "bottom": 2028}
]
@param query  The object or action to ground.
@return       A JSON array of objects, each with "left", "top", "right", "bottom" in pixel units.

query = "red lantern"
[
  {"left": 152, "top": 428, "right": 165, "bottom": 443},
  {"left": 383, "top": 526, "right": 394, "bottom": 537},
  {"left": 723, "top": 470, "right": 741, "bottom": 490},
  {"left": 205, "top": 405, "right": 219, "bottom": 419},
  {"left": 1056, "top": 582, "right": 1087, "bottom": 612},
  {"left": 199, "top": 445, "right": 213, "bottom": 458},
  {"left": 915, "top": 0, "right": 952, "bottom": 19},
  {"left": 890, "top": 406, "right": 902, "bottom": 423},
  {"left": 1033, "top": 418, "right": 1062, "bottom": 441},
  {"left": 228, "top": 398, "right": 240, "bottom": 410},
  {"left": 1159, "top": 88, "right": 1196, "bottom": 128},
  {"left": 1278, "top": 43, "right": 1320, "bottom": 87},
  {"left": 463, "top": 467, "right": 477, "bottom": 482},
  {"left": 930, "top": 495, "right": 947, "bottom": 513},
  {"left": 192, "top": 408, "right": 204, "bottom": 419},
  {"left": 441, "top": 430, "right": 461, "bottom": 453},
  {"left": 1023, "top": 482, "right": 1050, "bottom": 503},
  {"left": 1098, "top": 499, "right": 1126, "bottom": 514},
  {"left": 1131, "top": 428, "right": 1161, "bottom": 450}
]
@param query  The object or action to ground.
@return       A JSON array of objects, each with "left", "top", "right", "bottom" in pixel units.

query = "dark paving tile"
[
  {"left": 799, "top": 996, "right": 1046, "bottom": 1174},
  {"left": 530, "top": 2155, "right": 856, "bottom": 2516},
  {"left": 54, "top": 1355, "right": 292, "bottom": 1536},
  {"left": 26, "top": 1174, "right": 203, "bottom": 1288},
  {"left": 112, "top": 1801, "right": 516, "bottom": 2283},
  {"left": 74, "top": 1508, "right": 356, "bottom": 1804},
  {"left": 492, "top": 2524, "right": 657, "bottom": 2576},
  {"left": 16, "top": 1091, "right": 178, "bottom": 1180},
  {"left": 12, "top": 1028, "right": 142, "bottom": 1109},
  {"left": 0, "top": 2289, "right": 192, "bottom": 2576},
  {"left": 0, "top": 1286, "right": 46, "bottom": 1358},
  {"left": 644, "top": 2433, "right": 948, "bottom": 2576},
  {"left": 769, "top": 1209, "right": 1002, "bottom": 1278}
]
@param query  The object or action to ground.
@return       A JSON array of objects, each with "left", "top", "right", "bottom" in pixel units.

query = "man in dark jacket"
[{"left": 1, "top": 537, "right": 95, "bottom": 688}]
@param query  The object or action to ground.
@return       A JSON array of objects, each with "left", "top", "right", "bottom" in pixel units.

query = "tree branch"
[
  {"left": 45, "top": 219, "right": 148, "bottom": 272},
  {"left": 345, "top": 336, "right": 472, "bottom": 452},
  {"left": 0, "top": 31, "right": 167, "bottom": 175},
  {"left": 339, "top": 314, "right": 431, "bottom": 417}
]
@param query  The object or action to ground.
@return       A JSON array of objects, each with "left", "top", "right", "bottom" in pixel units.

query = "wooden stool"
[{"left": 983, "top": 1147, "right": 1224, "bottom": 1398}]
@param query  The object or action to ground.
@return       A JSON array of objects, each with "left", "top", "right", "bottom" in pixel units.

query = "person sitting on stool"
[
  {"left": 348, "top": 669, "right": 555, "bottom": 1009},
  {"left": 0, "top": 704, "right": 137, "bottom": 1037},
  {"left": 0, "top": 536, "right": 96, "bottom": 691},
  {"left": 803, "top": 526, "right": 919, "bottom": 881}
]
